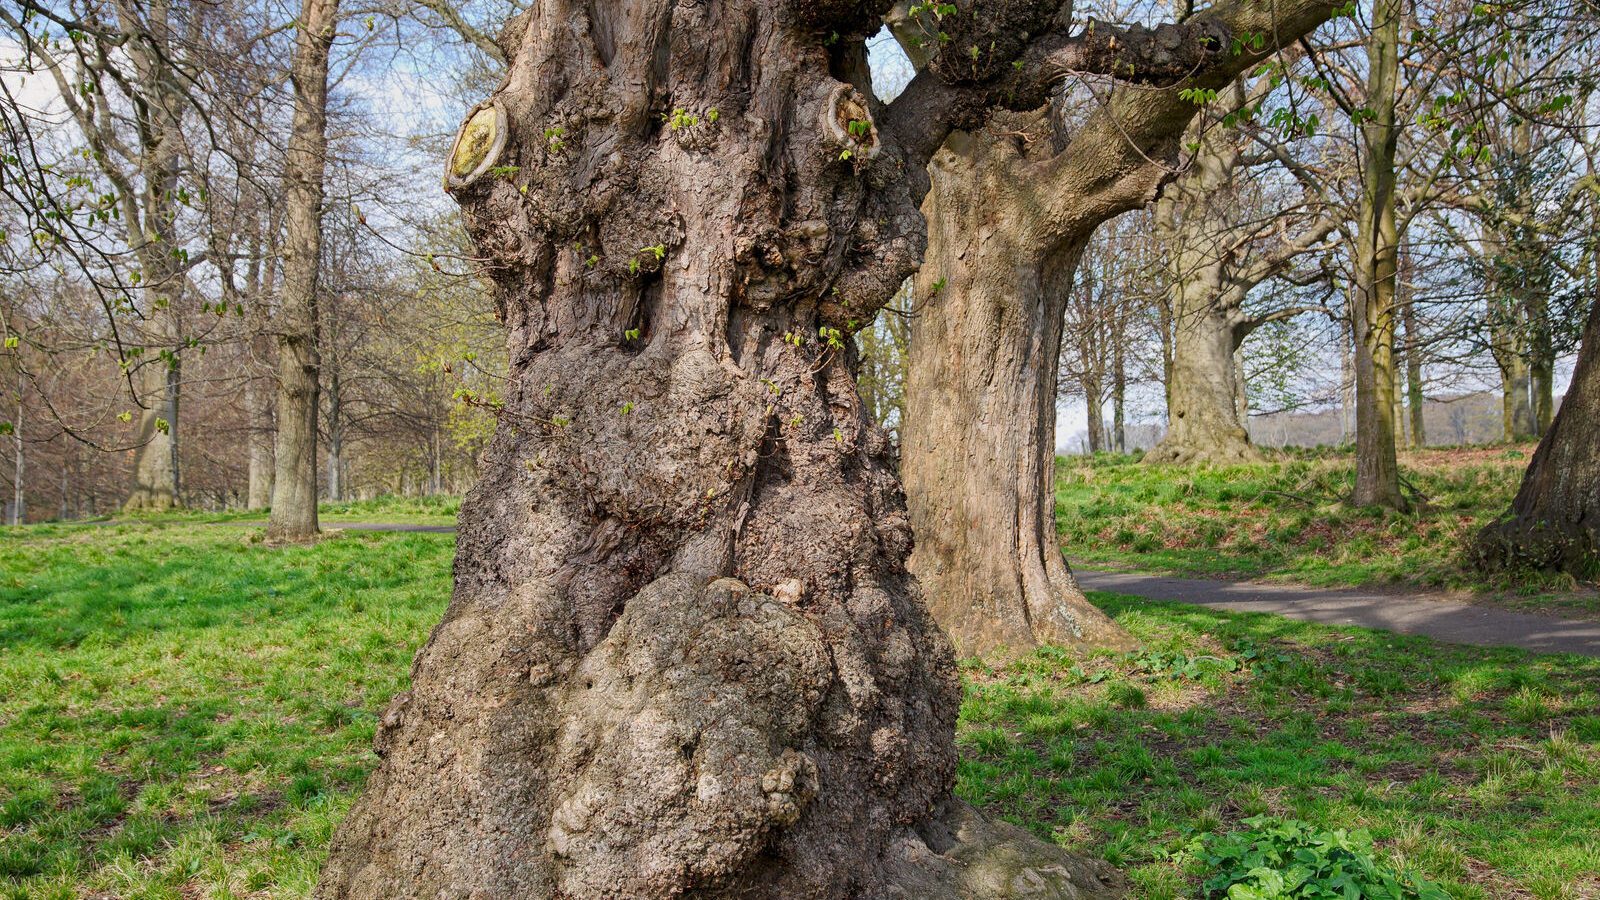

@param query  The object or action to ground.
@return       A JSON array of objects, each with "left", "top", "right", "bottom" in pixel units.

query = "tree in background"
[
  {"left": 1143, "top": 77, "right": 1337, "bottom": 466},
  {"left": 896, "top": 0, "right": 1336, "bottom": 658},
  {"left": 1475, "top": 295, "right": 1600, "bottom": 576},
  {"left": 854, "top": 280, "right": 911, "bottom": 446},
  {"left": 1060, "top": 212, "right": 1156, "bottom": 454},
  {"left": 265, "top": 0, "right": 339, "bottom": 542}
]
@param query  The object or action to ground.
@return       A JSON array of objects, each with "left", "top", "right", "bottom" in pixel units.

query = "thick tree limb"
[{"left": 883, "top": 16, "right": 1233, "bottom": 166}]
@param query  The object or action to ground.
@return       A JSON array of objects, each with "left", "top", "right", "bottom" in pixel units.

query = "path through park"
[{"left": 1076, "top": 570, "right": 1600, "bottom": 658}]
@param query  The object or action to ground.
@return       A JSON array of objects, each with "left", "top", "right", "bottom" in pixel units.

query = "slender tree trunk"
[
  {"left": 326, "top": 368, "right": 344, "bottom": 502},
  {"left": 1391, "top": 362, "right": 1406, "bottom": 449},
  {"left": 1402, "top": 288, "right": 1425, "bottom": 448},
  {"left": 10, "top": 372, "right": 21, "bottom": 525},
  {"left": 1531, "top": 293, "right": 1554, "bottom": 435},
  {"left": 265, "top": 0, "right": 337, "bottom": 542},
  {"left": 1475, "top": 297, "right": 1600, "bottom": 575},
  {"left": 1112, "top": 336, "right": 1126, "bottom": 452},
  {"left": 314, "top": 5, "right": 1142, "bottom": 895},
  {"left": 903, "top": 123, "right": 1134, "bottom": 659},
  {"left": 1085, "top": 377, "right": 1106, "bottom": 453},
  {"left": 1339, "top": 313, "right": 1354, "bottom": 444},
  {"left": 245, "top": 366, "right": 275, "bottom": 509},
  {"left": 1350, "top": 0, "right": 1405, "bottom": 508},
  {"left": 247, "top": 225, "right": 278, "bottom": 510},
  {"left": 1499, "top": 353, "right": 1536, "bottom": 442}
]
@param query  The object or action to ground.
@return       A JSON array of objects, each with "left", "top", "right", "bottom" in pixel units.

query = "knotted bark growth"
[{"left": 315, "top": 0, "right": 1176, "bottom": 894}]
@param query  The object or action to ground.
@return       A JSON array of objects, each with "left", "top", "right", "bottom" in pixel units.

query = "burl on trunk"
[{"left": 316, "top": 0, "right": 1257, "bottom": 894}]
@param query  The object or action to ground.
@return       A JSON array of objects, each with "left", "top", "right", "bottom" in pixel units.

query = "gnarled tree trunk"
[
  {"left": 902, "top": 5, "right": 1333, "bottom": 654},
  {"left": 1475, "top": 298, "right": 1600, "bottom": 576},
  {"left": 313, "top": 0, "right": 1167, "bottom": 893}
]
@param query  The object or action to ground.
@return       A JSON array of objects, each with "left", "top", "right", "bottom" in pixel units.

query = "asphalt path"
[{"left": 1076, "top": 569, "right": 1600, "bottom": 658}]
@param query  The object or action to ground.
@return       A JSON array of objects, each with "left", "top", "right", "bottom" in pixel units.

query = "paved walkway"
[{"left": 1076, "top": 570, "right": 1600, "bottom": 659}]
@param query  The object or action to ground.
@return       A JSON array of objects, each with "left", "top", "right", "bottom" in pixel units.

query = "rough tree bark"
[
  {"left": 1475, "top": 297, "right": 1600, "bottom": 575},
  {"left": 317, "top": 0, "right": 1329, "bottom": 893},
  {"left": 124, "top": 360, "right": 181, "bottom": 511},
  {"left": 905, "top": 171, "right": 1132, "bottom": 654},
  {"left": 246, "top": 357, "right": 276, "bottom": 509},
  {"left": 1350, "top": 0, "right": 1405, "bottom": 508},
  {"left": 902, "top": 2, "right": 1332, "bottom": 655},
  {"left": 265, "top": 0, "right": 337, "bottom": 542}
]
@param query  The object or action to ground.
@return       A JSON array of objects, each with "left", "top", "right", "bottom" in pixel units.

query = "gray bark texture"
[
  {"left": 265, "top": 0, "right": 337, "bottom": 542},
  {"left": 317, "top": 0, "right": 1331, "bottom": 892},
  {"left": 1142, "top": 82, "right": 1335, "bottom": 467},
  {"left": 114, "top": 1, "right": 188, "bottom": 513},
  {"left": 1475, "top": 298, "right": 1600, "bottom": 576}
]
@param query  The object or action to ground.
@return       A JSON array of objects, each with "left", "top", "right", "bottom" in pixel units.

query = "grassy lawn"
[
  {"left": 0, "top": 523, "right": 450, "bottom": 899},
  {"left": 4, "top": 522, "right": 1598, "bottom": 897},
  {"left": 962, "top": 594, "right": 1600, "bottom": 899},
  {"left": 1056, "top": 445, "right": 1600, "bottom": 617},
  {"left": 93, "top": 495, "right": 463, "bottom": 528}
]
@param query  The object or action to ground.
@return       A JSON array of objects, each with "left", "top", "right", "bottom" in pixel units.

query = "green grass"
[
  {"left": 81, "top": 494, "right": 463, "bottom": 528},
  {"left": 960, "top": 594, "right": 1600, "bottom": 899},
  {"left": 3, "top": 522, "right": 1597, "bottom": 897},
  {"left": 1056, "top": 445, "right": 1599, "bottom": 612},
  {"left": 0, "top": 523, "right": 451, "bottom": 898}
]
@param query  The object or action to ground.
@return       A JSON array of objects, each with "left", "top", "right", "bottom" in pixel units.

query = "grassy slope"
[
  {"left": 1056, "top": 445, "right": 1600, "bottom": 615},
  {"left": 3, "top": 523, "right": 1598, "bottom": 897}
]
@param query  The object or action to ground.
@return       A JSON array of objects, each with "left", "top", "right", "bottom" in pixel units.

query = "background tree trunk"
[
  {"left": 1112, "top": 337, "right": 1126, "bottom": 453},
  {"left": 1402, "top": 284, "right": 1425, "bottom": 448},
  {"left": 314, "top": 2, "right": 1137, "bottom": 895},
  {"left": 245, "top": 348, "right": 276, "bottom": 509},
  {"left": 903, "top": 122, "right": 1135, "bottom": 659},
  {"left": 1499, "top": 351, "right": 1536, "bottom": 441},
  {"left": 265, "top": 0, "right": 337, "bottom": 542},
  {"left": 9, "top": 371, "right": 21, "bottom": 525},
  {"left": 1475, "top": 297, "right": 1600, "bottom": 575},
  {"left": 124, "top": 361, "right": 181, "bottom": 511},
  {"left": 1146, "top": 283, "right": 1256, "bottom": 464},
  {"left": 247, "top": 220, "right": 278, "bottom": 511},
  {"left": 1350, "top": 0, "right": 1405, "bottom": 508},
  {"left": 1144, "top": 109, "right": 1259, "bottom": 466}
]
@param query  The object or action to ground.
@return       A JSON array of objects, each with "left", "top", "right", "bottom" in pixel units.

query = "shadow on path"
[{"left": 1076, "top": 570, "right": 1600, "bottom": 658}]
